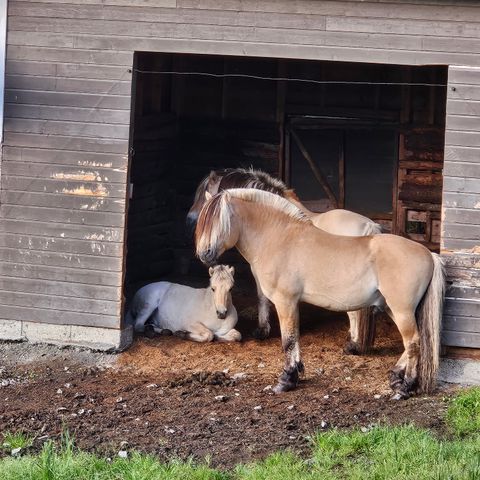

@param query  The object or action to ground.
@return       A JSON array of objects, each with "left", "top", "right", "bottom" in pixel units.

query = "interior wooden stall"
[{"left": 124, "top": 52, "right": 447, "bottom": 310}]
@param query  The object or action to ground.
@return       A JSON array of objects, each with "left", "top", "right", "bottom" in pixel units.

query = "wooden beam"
[{"left": 289, "top": 128, "right": 338, "bottom": 208}]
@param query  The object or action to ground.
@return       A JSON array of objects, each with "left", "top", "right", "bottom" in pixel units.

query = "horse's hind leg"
[
  {"left": 272, "top": 300, "right": 303, "bottom": 393},
  {"left": 251, "top": 271, "right": 272, "bottom": 340},
  {"left": 387, "top": 308, "right": 420, "bottom": 399},
  {"left": 344, "top": 308, "right": 376, "bottom": 355}
]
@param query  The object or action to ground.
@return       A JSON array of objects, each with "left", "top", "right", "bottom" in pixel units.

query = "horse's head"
[
  {"left": 186, "top": 171, "right": 223, "bottom": 233},
  {"left": 209, "top": 265, "right": 235, "bottom": 319},
  {"left": 195, "top": 190, "right": 239, "bottom": 266}
]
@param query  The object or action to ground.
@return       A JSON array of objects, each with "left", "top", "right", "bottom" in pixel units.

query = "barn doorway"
[{"left": 124, "top": 52, "right": 447, "bottom": 332}]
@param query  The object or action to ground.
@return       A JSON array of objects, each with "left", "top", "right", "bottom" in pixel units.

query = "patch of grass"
[
  {"left": 446, "top": 386, "right": 480, "bottom": 436},
  {"left": 312, "top": 424, "right": 480, "bottom": 479},
  {"left": 1, "top": 431, "right": 34, "bottom": 451}
]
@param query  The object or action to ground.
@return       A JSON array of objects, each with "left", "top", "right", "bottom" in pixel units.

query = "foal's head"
[{"left": 209, "top": 265, "right": 235, "bottom": 319}]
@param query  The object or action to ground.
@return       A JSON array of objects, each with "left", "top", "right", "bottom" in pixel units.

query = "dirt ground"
[{"left": 0, "top": 297, "right": 455, "bottom": 468}]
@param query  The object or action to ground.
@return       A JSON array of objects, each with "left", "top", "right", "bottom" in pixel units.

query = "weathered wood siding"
[
  {"left": 442, "top": 66, "right": 480, "bottom": 349},
  {"left": 2, "top": 0, "right": 480, "bottom": 338}
]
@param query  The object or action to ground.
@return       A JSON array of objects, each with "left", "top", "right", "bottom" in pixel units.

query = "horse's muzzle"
[
  {"left": 199, "top": 248, "right": 217, "bottom": 266},
  {"left": 216, "top": 309, "right": 227, "bottom": 319}
]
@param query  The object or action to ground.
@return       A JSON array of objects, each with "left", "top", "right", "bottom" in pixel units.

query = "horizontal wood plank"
[
  {"left": 0, "top": 304, "right": 119, "bottom": 328},
  {"left": 0, "top": 219, "right": 124, "bottom": 243},
  {"left": 5, "top": 89, "right": 131, "bottom": 110},
  {"left": 443, "top": 208, "right": 480, "bottom": 225},
  {"left": 444, "top": 145, "right": 480, "bottom": 163},
  {"left": 444, "top": 298, "right": 480, "bottom": 317},
  {"left": 5, "top": 103, "right": 131, "bottom": 125},
  {"left": 443, "top": 192, "right": 480, "bottom": 209},
  {"left": 443, "top": 315, "right": 480, "bottom": 334},
  {"left": 443, "top": 161, "right": 480, "bottom": 178},
  {"left": 0, "top": 276, "right": 120, "bottom": 301},
  {"left": 4, "top": 118, "right": 130, "bottom": 140},
  {"left": 2, "top": 132, "right": 128, "bottom": 154},
  {"left": 1, "top": 177, "right": 126, "bottom": 198},
  {"left": 0, "top": 233, "right": 123, "bottom": 257},
  {"left": 1, "top": 191, "right": 126, "bottom": 214},
  {"left": 442, "top": 330, "right": 480, "bottom": 348},
  {"left": 443, "top": 176, "right": 480, "bottom": 194},
  {"left": 0, "top": 289, "right": 120, "bottom": 316},
  {"left": 0, "top": 247, "right": 123, "bottom": 272},
  {"left": 2, "top": 146, "right": 128, "bottom": 169}
]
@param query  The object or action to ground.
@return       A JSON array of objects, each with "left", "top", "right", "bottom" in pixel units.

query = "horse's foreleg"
[
  {"left": 272, "top": 301, "right": 303, "bottom": 393},
  {"left": 215, "top": 329, "right": 242, "bottom": 342},
  {"left": 175, "top": 322, "right": 214, "bottom": 343}
]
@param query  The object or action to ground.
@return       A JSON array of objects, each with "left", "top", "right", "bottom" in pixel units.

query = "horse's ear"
[
  {"left": 209, "top": 171, "right": 219, "bottom": 183},
  {"left": 208, "top": 266, "right": 215, "bottom": 276},
  {"left": 205, "top": 191, "right": 212, "bottom": 201},
  {"left": 228, "top": 266, "right": 235, "bottom": 276}
]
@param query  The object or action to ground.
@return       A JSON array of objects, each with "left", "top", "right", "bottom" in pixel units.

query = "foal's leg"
[
  {"left": 272, "top": 301, "right": 303, "bottom": 393},
  {"left": 387, "top": 307, "right": 420, "bottom": 399},
  {"left": 215, "top": 329, "right": 242, "bottom": 342},
  {"left": 175, "top": 322, "right": 214, "bottom": 343}
]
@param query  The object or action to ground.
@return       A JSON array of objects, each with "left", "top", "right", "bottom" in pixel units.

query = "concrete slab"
[{"left": 439, "top": 358, "right": 480, "bottom": 386}]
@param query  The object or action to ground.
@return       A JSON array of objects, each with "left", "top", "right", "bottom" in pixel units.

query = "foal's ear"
[
  {"left": 228, "top": 266, "right": 235, "bottom": 276},
  {"left": 205, "top": 191, "right": 213, "bottom": 201},
  {"left": 208, "top": 266, "right": 215, "bottom": 276}
]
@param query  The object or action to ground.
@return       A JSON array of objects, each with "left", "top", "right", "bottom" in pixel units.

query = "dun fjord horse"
[
  {"left": 188, "top": 168, "right": 381, "bottom": 354},
  {"left": 126, "top": 265, "right": 241, "bottom": 343},
  {"left": 195, "top": 189, "right": 445, "bottom": 398}
]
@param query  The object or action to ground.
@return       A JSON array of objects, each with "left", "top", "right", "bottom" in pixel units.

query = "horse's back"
[{"left": 314, "top": 209, "right": 381, "bottom": 236}]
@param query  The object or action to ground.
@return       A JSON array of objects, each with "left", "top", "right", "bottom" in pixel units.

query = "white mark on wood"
[
  {"left": 52, "top": 171, "right": 100, "bottom": 182},
  {"left": 77, "top": 161, "right": 113, "bottom": 168},
  {"left": 61, "top": 185, "right": 108, "bottom": 197}
]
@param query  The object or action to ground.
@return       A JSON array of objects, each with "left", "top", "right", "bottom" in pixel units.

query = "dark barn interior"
[{"left": 124, "top": 53, "right": 447, "bottom": 319}]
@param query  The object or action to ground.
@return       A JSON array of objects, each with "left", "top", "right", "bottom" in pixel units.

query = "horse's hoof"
[
  {"left": 144, "top": 325, "right": 156, "bottom": 339},
  {"left": 343, "top": 341, "right": 361, "bottom": 355},
  {"left": 272, "top": 381, "right": 296, "bottom": 394},
  {"left": 174, "top": 330, "right": 189, "bottom": 339},
  {"left": 252, "top": 326, "right": 270, "bottom": 340},
  {"left": 161, "top": 329, "right": 173, "bottom": 336},
  {"left": 391, "top": 391, "right": 410, "bottom": 401}
]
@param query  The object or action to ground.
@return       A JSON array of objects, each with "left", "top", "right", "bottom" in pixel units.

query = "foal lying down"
[{"left": 126, "top": 265, "right": 241, "bottom": 343}]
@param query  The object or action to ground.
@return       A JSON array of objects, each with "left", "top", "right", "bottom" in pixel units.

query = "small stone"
[
  {"left": 222, "top": 368, "right": 230, "bottom": 374},
  {"left": 11, "top": 447, "right": 21, "bottom": 456},
  {"left": 374, "top": 394, "right": 382, "bottom": 399},
  {"left": 56, "top": 389, "right": 63, "bottom": 395},
  {"left": 332, "top": 388, "right": 339, "bottom": 393},
  {"left": 287, "top": 405, "right": 295, "bottom": 410},
  {"left": 263, "top": 385, "right": 272, "bottom": 392},
  {"left": 116, "top": 396, "right": 124, "bottom": 403},
  {"left": 57, "top": 407, "right": 68, "bottom": 412},
  {"left": 315, "top": 368, "right": 324, "bottom": 375},
  {"left": 64, "top": 383, "right": 71, "bottom": 388},
  {"left": 214, "top": 395, "right": 227, "bottom": 402},
  {"left": 254, "top": 405, "right": 262, "bottom": 411},
  {"left": 321, "top": 420, "right": 327, "bottom": 428},
  {"left": 164, "top": 427, "right": 175, "bottom": 434},
  {"left": 323, "top": 395, "right": 330, "bottom": 400},
  {"left": 146, "top": 383, "right": 158, "bottom": 389},
  {"left": 361, "top": 426, "right": 369, "bottom": 433},
  {"left": 232, "top": 372, "right": 247, "bottom": 381},
  {"left": 345, "top": 376, "right": 352, "bottom": 381},
  {"left": 257, "top": 362, "right": 265, "bottom": 368},
  {"left": 118, "top": 450, "right": 128, "bottom": 458},
  {"left": 235, "top": 393, "right": 240, "bottom": 397},
  {"left": 78, "top": 409, "right": 85, "bottom": 415},
  {"left": 289, "top": 435, "right": 296, "bottom": 440}
]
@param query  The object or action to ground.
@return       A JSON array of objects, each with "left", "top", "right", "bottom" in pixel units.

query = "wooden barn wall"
[
  {"left": 2, "top": 0, "right": 480, "bottom": 335},
  {"left": 442, "top": 66, "right": 480, "bottom": 349}
]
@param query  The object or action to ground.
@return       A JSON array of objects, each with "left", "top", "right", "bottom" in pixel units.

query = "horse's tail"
[
  {"left": 356, "top": 307, "right": 376, "bottom": 353},
  {"left": 417, "top": 253, "right": 445, "bottom": 393},
  {"left": 364, "top": 221, "right": 383, "bottom": 235}
]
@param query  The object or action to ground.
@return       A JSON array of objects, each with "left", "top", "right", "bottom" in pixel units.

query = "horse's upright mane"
[
  {"left": 225, "top": 188, "right": 310, "bottom": 223},
  {"left": 219, "top": 168, "right": 287, "bottom": 196}
]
